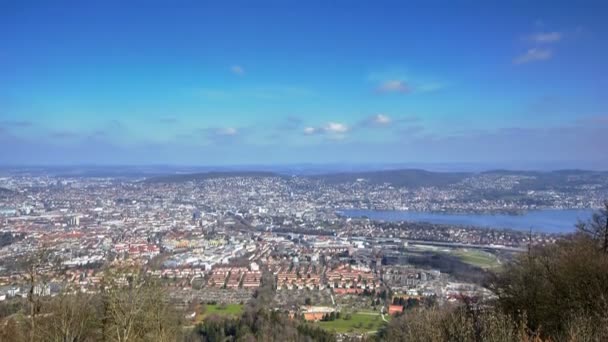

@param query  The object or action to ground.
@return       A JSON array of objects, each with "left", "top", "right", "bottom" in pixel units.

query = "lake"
[{"left": 337, "top": 209, "right": 596, "bottom": 233}]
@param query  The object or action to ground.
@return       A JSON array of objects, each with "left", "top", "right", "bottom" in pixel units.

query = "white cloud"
[
  {"left": 303, "top": 122, "right": 350, "bottom": 137},
  {"left": 514, "top": 48, "right": 553, "bottom": 64},
  {"left": 303, "top": 127, "right": 317, "bottom": 135},
  {"left": 230, "top": 65, "right": 245, "bottom": 75},
  {"left": 217, "top": 127, "right": 238, "bottom": 136},
  {"left": 376, "top": 80, "right": 410, "bottom": 94},
  {"left": 528, "top": 31, "right": 562, "bottom": 43},
  {"left": 372, "top": 114, "right": 391, "bottom": 125},
  {"left": 323, "top": 122, "right": 349, "bottom": 134}
]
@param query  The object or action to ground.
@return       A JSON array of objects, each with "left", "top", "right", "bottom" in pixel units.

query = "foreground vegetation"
[{"left": 0, "top": 274, "right": 183, "bottom": 342}]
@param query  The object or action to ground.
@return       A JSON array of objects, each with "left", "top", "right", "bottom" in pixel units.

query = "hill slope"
[
  {"left": 309, "top": 169, "right": 471, "bottom": 187},
  {"left": 145, "top": 171, "right": 282, "bottom": 183}
]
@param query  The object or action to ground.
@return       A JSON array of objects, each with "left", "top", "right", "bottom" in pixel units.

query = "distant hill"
[
  {"left": 144, "top": 171, "right": 283, "bottom": 183},
  {"left": 481, "top": 169, "right": 608, "bottom": 190},
  {"left": 309, "top": 169, "right": 471, "bottom": 187},
  {"left": 142, "top": 168, "right": 608, "bottom": 189}
]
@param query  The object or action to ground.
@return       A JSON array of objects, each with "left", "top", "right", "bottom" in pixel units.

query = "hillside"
[
  {"left": 143, "top": 168, "right": 608, "bottom": 189},
  {"left": 145, "top": 171, "right": 283, "bottom": 183},
  {"left": 309, "top": 169, "right": 471, "bottom": 187}
]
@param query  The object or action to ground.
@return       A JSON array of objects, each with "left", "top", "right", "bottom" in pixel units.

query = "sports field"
[
  {"left": 197, "top": 304, "right": 244, "bottom": 321},
  {"left": 452, "top": 249, "right": 500, "bottom": 269},
  {"left": 316, "top": 311, "right": 389, "bottom": 333}
]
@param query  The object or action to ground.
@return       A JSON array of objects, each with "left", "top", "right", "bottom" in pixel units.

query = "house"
[{"left": 388, "top": 305, "right": 404, "bottom": 315}]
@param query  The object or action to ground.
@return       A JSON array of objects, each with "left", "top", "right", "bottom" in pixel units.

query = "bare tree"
[
  {"left": 23, "top": 249, "right": 53, "bottom": 342},
  {"left": 576, "top": 201, "right": 608, "bottom": 252},
  {"left": 101, "top": 270, "right": 181, "bottom": 342},
  {"left": 36, "top": 290, "right": 102, "bottom": 342}
]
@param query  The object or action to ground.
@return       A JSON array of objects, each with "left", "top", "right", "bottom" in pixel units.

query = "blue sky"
[{"left": 1, "top": 1, "right": 607, "bottom": 167}]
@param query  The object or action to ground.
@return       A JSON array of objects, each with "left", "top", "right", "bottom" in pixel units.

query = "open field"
[
  {"left": 315, "top": 311, "right": 389, "bottom": 334},
  {"left": 451, "top": 249, "right": 500, "bottom": 269},
  {"left": 197, "top": 304, "right": 244, "bottom": 321}
]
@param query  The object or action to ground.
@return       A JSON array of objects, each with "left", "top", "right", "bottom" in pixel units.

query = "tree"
[
  {"left": 380, "top": 307, "right": 526, "bottom": 342},
  {"left": 490, "top": 233, "right": 608, "bottom": 339},
  {"left": 36, "top": 291, "right": 102, "bottom": 342},
  {"left": 576, "top": 201, "right": 608, "bottom": 252},
  {"left": 102, "top": 271, "right": 182, "bottom": 342},
  {"left": 22, "top": 249, "right": 54, "bottom": 342}
]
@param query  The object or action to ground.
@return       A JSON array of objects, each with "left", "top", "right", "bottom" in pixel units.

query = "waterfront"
[{"left": 338, "top": 209, "right": 596, "bottom": 233}]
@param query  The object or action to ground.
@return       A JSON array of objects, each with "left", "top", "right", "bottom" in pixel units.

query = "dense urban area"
[{"left": 0, "top": 168, "right": 607, "bottom": 340}]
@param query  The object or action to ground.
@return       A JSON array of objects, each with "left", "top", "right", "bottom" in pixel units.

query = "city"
[{"left": 0, "top": 169, "right": 606, "bottom": 338}]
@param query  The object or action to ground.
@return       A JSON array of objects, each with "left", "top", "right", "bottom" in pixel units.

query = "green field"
[
  {"left": 198, "top": 304, "right": 244, "bottom": 321},
  {"left": 315, "top": 311, "right": 389, "bottom": 334},
  {"left": 452, "top": 249, "right": 500, "bottom": 269}
]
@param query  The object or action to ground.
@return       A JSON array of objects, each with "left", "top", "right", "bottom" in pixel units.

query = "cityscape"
[
  {"left": 1, "top": 1, "right": 607, "bottom": 341},
  {"left": 0, "top": 168, "right": 606, "bottom": 339}
]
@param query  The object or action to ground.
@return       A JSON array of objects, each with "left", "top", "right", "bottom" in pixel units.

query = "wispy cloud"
[
  {"left": 50, "top": 131, "right": 79, "bottom": 139},
  {"left": 303, "top": 121, "right": 350, "bottom": 137},
  {"left": 0, "top": 120, "right": 34, "bottom": 128},
  {"left": 359, "top": 114, "right": 392, "bottom": 127},
  {"left": 527, "top": 31, "right": 562, "bottom": 43},
  {"left": 230, "top": 65, "right": 245, "bottom": 76},
  {"left": 372, "top": 114, "right": 391, "bottom": 125},
  {"left": 195, "top": 85, "right": 315, "bottom": 100},
  {"left": 216, "top": 127, "right": 238, "bottom": 136},
  {"left": 358, "top": 114, "right": 421, "bottom": 129},
  {"left": 514, "top": 48, "right": 553, "bottom": 64},
  {"left": 201, "top": 126, "right": 241, "bottom": 145},
  {"left": 376, "top": 80, "right": 410, "bottom": 94},
  {"left": 369, "top": 69, "right": 445, "bottom": 94},
  {"left": 515, "top": 28, "right": 563, "bottom": 65},
  {"left": 417, "top": 82, "right": 447, "bottom": 92}
]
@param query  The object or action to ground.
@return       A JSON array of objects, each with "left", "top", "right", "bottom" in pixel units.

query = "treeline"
[
  {"left": 188, "top": 308, "right": 335, "bottom": 342},
  {"left": 0, "top": 232, "right": 24, "bottom": 248}
]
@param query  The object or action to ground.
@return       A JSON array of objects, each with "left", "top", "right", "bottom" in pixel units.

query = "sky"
[{"left": 1, "top": 1, "right": 607, "bottom": 168}]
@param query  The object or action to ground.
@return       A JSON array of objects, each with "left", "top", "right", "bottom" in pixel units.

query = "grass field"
[
  {"left": 452, "top": 249, "right": 500, "bottom": 269},
  {"left": 197, "top": 304, "right": 244, "bottom": 321},
  {"left": 315, "top": 311, "right": 389, "bottom": 334}
]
